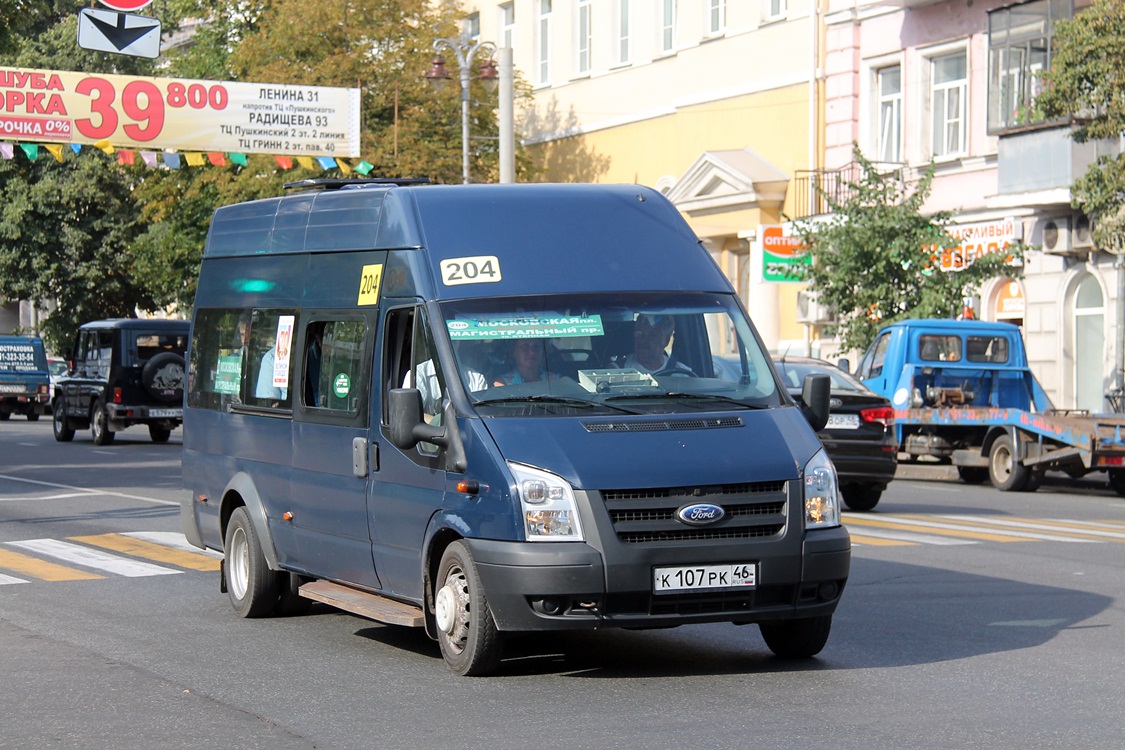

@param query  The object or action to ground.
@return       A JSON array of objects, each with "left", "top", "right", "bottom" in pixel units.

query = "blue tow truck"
[{"left": 851, "top": 318, "right": 1125, "bottom": 495}]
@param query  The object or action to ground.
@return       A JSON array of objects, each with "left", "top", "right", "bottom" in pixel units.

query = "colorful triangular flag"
[
  {"left": 0, "top": 143, "right": 13, "bottom": 160},
  {"left": 207, "top": 152, "right": 226, "bottom": 166},
  {"left": 70, "top": 144, "right": 82, "bottom": 155},
  {"left": 19, "top": 144, "right": 38, "bottom": 161},
  {"left": 355, "top": 160, "right": 374, "bottom": 176},
  {"left": 117, "top": 150, "right": 135, "bottom": 165},
  {"left": 230, "top": 153, "right": 248, "bottom": 167},
  {"left": 296, "top": 156, "right": 318, "bottom": 171},
  {"left": 335, "top": 158, "right": 352, "bottom": 174},
  {"left": 94, "top": 139, "right": 115, "bottom": 155},
  {"left": 163, "top": 153, "right": 181, "bottom": 169},
  {"left": 43, "top": 144, "right": 64, "bottom": 162},
  {"left": 140, "top": 151, "right": 158, "bottom": 168},
  {"left": 274, "top": 155, "right": 293, "bottom": 170},
  {"left": 316, "top": 156, "right": 336, "bottom": 170},
  {"left": 185, "top": 153, "right": 206, "bottom": 167}
]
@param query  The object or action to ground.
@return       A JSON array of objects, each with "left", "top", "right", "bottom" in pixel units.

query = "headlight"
[
  {"left": 803, "top": 448, "right": 841, "bottom": 529},
  {"left": 508, "top": 462, "right": 584, "bottom": 542}
]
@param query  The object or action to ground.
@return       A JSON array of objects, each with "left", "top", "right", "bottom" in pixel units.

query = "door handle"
[{"left": 352, "top": 437, "right": 368, "bottom": 477}]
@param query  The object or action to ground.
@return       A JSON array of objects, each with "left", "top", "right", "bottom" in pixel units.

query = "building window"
[
  {"left": 764, "top": 0, "right": 787, "bottom": 20},
  {"left": 877, "top": 65, "right": 902, "bottom": 163},
  {"left": 464, "top": 12, "right": 480, "bottom": 41},
  {"left": 661, "top": 0, "right": 676, "bottom": 52},
  {"left": 987, "top": 0, "right": 1069, "bottom": 132},
  {"left": 617, "top": 0, "right": 631, "bottom": 64},
  {"left": 537, "top": 0, "right": 552, "bottom": 84},
  {"left": 499, "top": 2, "right": 515, "bottom": 49},
  {"left": 1073, "top": 275, "right": 1105, "bottom": 411},
  {"left": 708, "top": 0, "right": 725, "bottom": 35},
  {"left": 577, "top": 0, "right": 591, "bottom": 73},
  {"left": 931, "top": 51, "right": 968, "bottom": 158}
]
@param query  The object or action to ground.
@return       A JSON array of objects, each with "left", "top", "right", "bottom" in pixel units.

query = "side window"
[
  {"left": 303, "top": 319, "right": 366, "bottom": 412},
  {"left": 858, "top": 332, "right": 890, "bottom": 379},
  {"left": 919, "top": 334, "right": 962, "bottom": 362},
  {"left": 383, "top": 306, "right": 444, "bottom": 458},
  {"left": 94, "top": 331, "right": 114, "bottom": 378},
  {"left": 187, "top": 309, "right": 248, "bottom": 411},
  {"left": 966, "top": 335, "right": 1009, "bottom": 363},
  {"left": 248, "top": 310, "right": 296, "bottom": 409}
]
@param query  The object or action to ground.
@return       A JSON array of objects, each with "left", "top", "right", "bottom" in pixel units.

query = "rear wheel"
[
  {"left": 91, "top": 400, "right": 115, "bottom": 445},
  {"left": 0, "top": 412, "right": 9, "bottom": 421},
  {"left": 52, "top": 401, "right": 74, "bottom": 442},
  {"left": 760, "top": 615, "right": 832, "bottom": 658},
  {"left": 224, "top": 507, "right": 279, "bottom": 618},
  {"left": 957, "top": 466, "right": 989, "bottom": 484},
  {"left": 841, "top": 484, "right": 882, "bottom": 511},
  {"left": 1108, "top": 469, "right": 1125, "bottom": 497},
  {"left": 148, "top": 424, "right": 171, "bottom": 443},
  {"left": 988, "top": 435, "right": 1027, "bottom": 491},
  {"left": 26, "top": 412, "right": 39, "bottom": 422},
  {"left": 434, "top": 541, "right": 503, "bottom": 676}
]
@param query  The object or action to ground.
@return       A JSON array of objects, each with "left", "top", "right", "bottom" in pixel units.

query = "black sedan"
[{"left": 771, "top": 355, "right": 898, "bottom": 511}]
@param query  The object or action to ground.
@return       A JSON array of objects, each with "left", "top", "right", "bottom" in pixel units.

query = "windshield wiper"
[{"left": 474, "top": 394, "right": 635, "bottom": 413}]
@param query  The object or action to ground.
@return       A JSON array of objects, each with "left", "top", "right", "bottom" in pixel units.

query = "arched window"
[{"left": 1073, "top": 275, "right": 1104, "bottom": 412}]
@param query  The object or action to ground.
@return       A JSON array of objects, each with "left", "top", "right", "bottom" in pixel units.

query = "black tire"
[
  {"left": 1108, "top": 469, "right": 1125, "bottom": 497},
  {"left": 760, "top": 615, "right": 832, "bottom": 658},
  {"left": 0, "top": 411, "right": 9, "bottom": 421},
  {"left": 26, "top": 412, "right": 39, "bottom": 422},
  {"left": 841, "top": 484, "right": 882, "bottom": 511},
  {"left": 433, "top": 541, "right": 503, "bottom": 676},
  {"left": 141, "top": 352, "right": 185, "bottom": 403},
  {"left": 1022, "top": 469, "right": 1044, "bottom": 492},
  {"left": 52, "top": 400, "right": 74, "bottom": 442},
  {"left": 989, "top": 435, "right": 1027, "bottom": 491},
  {"left": 957, "top": 466, "right": 990, "bottom": 484},
  {"left": 90, "top": 400, "right": 115, "bottom": 446},
  {"left": 148, "top": 424, "right": 172, "bottom": 443},
  {"left": 223, "top": 507, "right": 279, "bottom": 618}
]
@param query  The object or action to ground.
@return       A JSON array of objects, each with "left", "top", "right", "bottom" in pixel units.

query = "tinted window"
[
  {"left": 303, "top": 319, "right": 366, "bottom": 413},
  {"left": 187, "top": 308, "right": 296, "bottom": 411},
  {"left": 919, "top": 334, "right": 962, "bottom": 362},
  {"left": 966, "top": 335, "right": 1009, "bottom": 363}
]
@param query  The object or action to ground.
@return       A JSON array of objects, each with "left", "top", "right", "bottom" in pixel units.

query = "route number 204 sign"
[{"left": 0, "top": 65, "right": 361, "bottom": 157}]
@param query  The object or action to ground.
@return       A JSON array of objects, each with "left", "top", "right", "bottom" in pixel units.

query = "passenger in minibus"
[{"left": 492, "top": 338, "right": 558, "bottom": 386}]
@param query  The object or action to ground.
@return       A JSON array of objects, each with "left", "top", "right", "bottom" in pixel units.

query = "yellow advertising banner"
[{"left": 0, "top": 66, "right": 361, "bottom": 157}]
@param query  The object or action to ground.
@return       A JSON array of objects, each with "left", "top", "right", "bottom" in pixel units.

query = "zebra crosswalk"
[
  {"left": 845, "top": 513, "right": 1125, "bottom": 547},
  {"left": 0, "top": 531, "right": 221, "bottom": 585}
]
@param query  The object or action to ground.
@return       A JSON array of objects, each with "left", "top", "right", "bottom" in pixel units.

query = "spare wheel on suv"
[{"left": 142, "top": 351, "right": 185, "bottom": 402}]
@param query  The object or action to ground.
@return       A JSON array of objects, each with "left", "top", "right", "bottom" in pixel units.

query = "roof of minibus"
[{"left": 203, "top": 182, "right": 731, "bottom": 297}]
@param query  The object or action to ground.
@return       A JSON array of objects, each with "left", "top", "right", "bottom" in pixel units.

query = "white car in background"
[{"left": 47, "top": 356, "right": 67, "bottom": 402}]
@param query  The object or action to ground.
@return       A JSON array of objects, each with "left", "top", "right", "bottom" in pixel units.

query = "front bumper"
[{"left": 466, "top": 525, "right": 850, "bottom": 632}]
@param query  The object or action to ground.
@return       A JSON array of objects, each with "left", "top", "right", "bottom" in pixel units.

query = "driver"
[{"left": 616, "top": 314, "right": 694, "bottom": 376}]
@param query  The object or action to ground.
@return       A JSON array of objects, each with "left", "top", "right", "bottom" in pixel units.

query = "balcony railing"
[{"left": 789, "top": 162, "right": 909, "bottom": 220}]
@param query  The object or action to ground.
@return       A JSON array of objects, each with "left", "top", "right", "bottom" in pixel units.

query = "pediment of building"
[{"left": 666, "top": 148, "right": 789, "bottom": 216}]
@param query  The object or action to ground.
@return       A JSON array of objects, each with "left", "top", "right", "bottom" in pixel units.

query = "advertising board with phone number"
[{"left": 0, "top": 66, "right": 360, "bottom": 157}]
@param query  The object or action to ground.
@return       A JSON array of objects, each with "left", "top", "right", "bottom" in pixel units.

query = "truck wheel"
[
  {"left": 760, "top": 615, "right": 832, "bottom": 658},
  {"left": 52, "top": 401, "right": 74, "bottom": 442},
  {"left": 1108, "top": 469, "right": 1125, "bottom": 497},
  {"left": 148, "top": 425, "right": 171, "bottom": 443},
  {"left": 434, "top": 541, "right": 503, "bottom": 676},
  {"left": 224, "top": 507, "right": 279, "bottom": 618},
  {"left": 0, "top": 412, "right": 9, "bottom": 421},
  {"left": 26, "top": 412, "right": 39, "bottom": 422},
  {"left": 842, "top": 484, "right": 882, "bottom": 511},
  {"left": 90, "top": 400, "right": 115, "bottom": 445},
  {"left": 989, "top": 435, "right": 1028, "bottom": 491},
  {"left": 957, "top": 467, "right": 989, "bottom": 484}
]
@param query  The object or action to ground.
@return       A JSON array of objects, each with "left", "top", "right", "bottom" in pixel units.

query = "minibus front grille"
[
  {"left": 602, "top": 481, "right": 788, "bottom": 544},
  {"left": 583, "top": 417, "right": 743, "bottom": 433}
]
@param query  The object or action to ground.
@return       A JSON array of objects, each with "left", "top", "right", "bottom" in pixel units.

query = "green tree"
[
  {"left": 792, "top": 147, "right": 1022, "bottom": 353},
  {"left": 1037, "top": 0, "right": 1125, "bottom": 251}
]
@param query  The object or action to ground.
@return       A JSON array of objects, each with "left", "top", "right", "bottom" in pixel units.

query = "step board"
[{"left": 299, "top": 580, "right": 425, "bottom": 627}]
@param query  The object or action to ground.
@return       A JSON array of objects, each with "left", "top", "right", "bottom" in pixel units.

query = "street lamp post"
[{"left": 426, "top": 36, "right": 497, "bottom": 184}]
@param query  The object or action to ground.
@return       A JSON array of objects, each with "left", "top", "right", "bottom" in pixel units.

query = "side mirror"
[
  {"left": 837, "top": 357, "right": 851, "bottom": 374},
  {"left": 386, "top": 388, "right": 446, "bottom": 450},
  {"left": 800, "top": 373, "right": 830, "bottom": 432}
]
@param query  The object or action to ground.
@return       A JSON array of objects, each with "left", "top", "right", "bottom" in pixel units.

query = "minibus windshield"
[{"left": 439, "top": 292, "right": 782, "bottom": 416}]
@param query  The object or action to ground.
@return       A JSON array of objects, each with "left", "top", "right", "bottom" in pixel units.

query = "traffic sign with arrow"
[{"left": 77, "top": 8, "right": 161, "bottom": 59}]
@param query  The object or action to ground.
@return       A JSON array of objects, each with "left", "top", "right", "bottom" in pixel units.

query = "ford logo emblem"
[{"left": 676, "top": 503, "right": 726, "bottom": 526}]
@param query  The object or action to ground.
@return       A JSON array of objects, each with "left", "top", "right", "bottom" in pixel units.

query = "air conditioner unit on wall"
[
  {"left": 796, "top": 290, "right": 836, "bottom": 325},
  {"left": 1041, "top": 214, "right": 1093, "bottom": 255}
]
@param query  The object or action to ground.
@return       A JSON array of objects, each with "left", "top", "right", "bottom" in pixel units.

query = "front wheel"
[
  {"left": 91, "top": 400, "right": 115, "bottom": 446},
  {"left": 760, "top": 615, "right": 832, "bottom": 658},
  {"left": 224, "top": 507, "right": 279, "bottom": 618},
  {"left": 434, "top": 541, "right": 503, "bottom": 676},
  {"left": 1109, "top": 469, "right": 1125, "bottom": 497},
  {"left": 53, "top": 401, "right": 74, "bottom": 442},
  {"left": 989, "top": 435, "right": 1027, "bottom": 491},
  {"left": 841, "top": 484, "right": 882, "bottom": 512}
]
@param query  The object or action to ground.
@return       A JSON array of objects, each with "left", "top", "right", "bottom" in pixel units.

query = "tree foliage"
[
  {"left": 792, "top": 147, "right": 1022, "bottom": 353},
  {"left": 1037, "top": 0, "right": 1125, "bottom": 250}
]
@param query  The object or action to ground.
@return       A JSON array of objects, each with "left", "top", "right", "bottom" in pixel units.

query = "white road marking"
[
  {"left": 123, "top": 531, "right": 223, "bottom": 558},
  {"left": 0, "top": 474, "right": 179, "bottom": 507},
  {"left": 6, "top": 539, "right": 181, "bottom": 577},
  {"left": 0, "top": 572, "right": 29, "bottom": 585}
]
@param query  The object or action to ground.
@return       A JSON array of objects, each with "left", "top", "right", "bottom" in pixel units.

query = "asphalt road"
[{"left": 1, "top": 419, "right": 1123, "bottom": 749}]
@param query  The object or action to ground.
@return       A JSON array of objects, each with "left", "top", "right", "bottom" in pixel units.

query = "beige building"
[{"left": 459, "top": 0, "right": 824, "bottom": 352}]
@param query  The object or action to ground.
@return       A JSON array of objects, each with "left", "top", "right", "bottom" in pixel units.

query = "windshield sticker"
[
  {"left": 447, "top": 315, "right": 604, "bottom": 340},
  {"left": 213, "top": 353, "right": 243, "bottom": 394},
  {"left": 440, "top": 256, "right": 502, "bottom": 286},
  {"left": 357, "top": 263, "right": 383, "bottom": 306}
]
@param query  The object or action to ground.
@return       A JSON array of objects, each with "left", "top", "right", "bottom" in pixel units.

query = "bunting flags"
[{"left": 0, "top": 137, "right": 387, "bottom": 179}]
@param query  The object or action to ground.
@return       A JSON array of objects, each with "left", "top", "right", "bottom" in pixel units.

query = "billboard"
[{"left": 0, "top": 66, "right": 361, "bottom": 157}]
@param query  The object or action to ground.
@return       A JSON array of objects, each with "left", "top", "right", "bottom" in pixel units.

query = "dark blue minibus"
[{"left": 181, "top": 180, "right": 850, "bottom": 675}]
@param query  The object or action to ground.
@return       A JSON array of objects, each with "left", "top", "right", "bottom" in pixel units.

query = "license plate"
[
  {"left": 149, "top": 409, "right": 181, "bottom": 418},
  {"left": 826, "top": 413, "right": 860, "bottom": 429},
  {"left": 0, "top": 384, "right": 26, "bottom": 393},
  {"left": 654, "top": 563, "right": 757, "bottom": 593}
]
